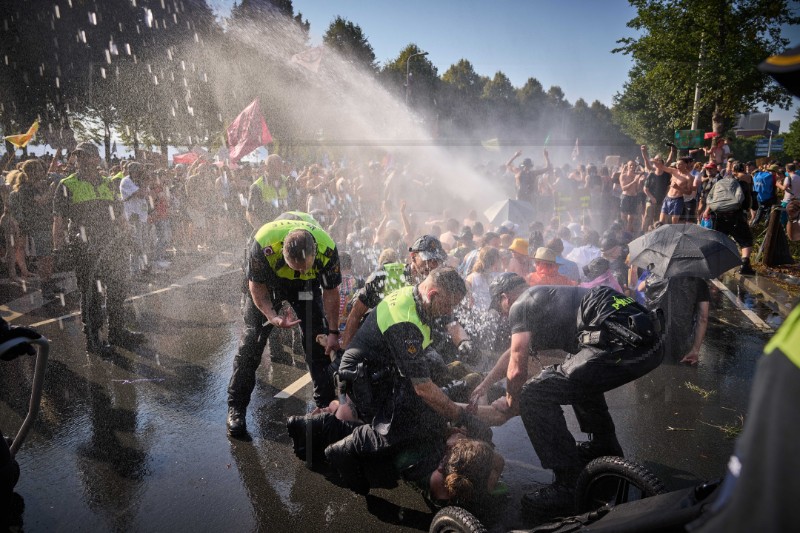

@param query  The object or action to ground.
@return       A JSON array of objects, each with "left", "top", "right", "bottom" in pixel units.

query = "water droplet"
[
  {"left": 180, "top": 60, "right": 185, "bottom": 71},
  {"left": 79, "top": 30, "right": 86, "bottom": 43},
  {"left": 144, "top": 8, "right": 154, "bottom": 28},
  {"left": 108, "top": 205, "right": 116, "bottom": 221},
  {"left": 55, "top": 76, "right": 60, "bottom": 88},
  {"left": 54, "top": 5, "right": 61, "bottom": 18},
  {"left": 79, "top": 226, "right": 87, "bottom": 242},
  {"left": 193, "top": 32, "right": 199, "bottom": 43},
  {"left": 96, "top": 280, "right": 104, "bottom": 293},
  {"left": 125, "top": 43, "right": 132, "bottom": 55},
  {"left": 89, "top": 12, "right": 97, "bottom": 25},
  {"left": 153, "top": 75, "right": 158, "bottom": 85},
  {"left": 100, "top": 67, "right": 106, "bottom": 78},
  {"left": 105, "top": 49, "right": 111, "bottom": 64},
  {"left": 167, "top": 48, "right": 173, "bottom": 61}
]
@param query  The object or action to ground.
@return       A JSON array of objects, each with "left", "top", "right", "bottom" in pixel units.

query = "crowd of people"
[{"left": 0, "top": 139, "right": 799, "bottom": 519}]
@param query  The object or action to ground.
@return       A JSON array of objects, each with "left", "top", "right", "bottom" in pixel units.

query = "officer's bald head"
[{"left": 420, "top": 266, "right": 467, "bottom": 316}]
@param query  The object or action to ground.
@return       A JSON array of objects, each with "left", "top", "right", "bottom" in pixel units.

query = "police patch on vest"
[
  {"left": 323, "top": 247, "right": 334, "bottom": 258},
  {"left": 263, "top": 246, "right": 274, "bottom": 257},
  {"left": 405, "top": 339, "right": 419, "bottom": 357}
]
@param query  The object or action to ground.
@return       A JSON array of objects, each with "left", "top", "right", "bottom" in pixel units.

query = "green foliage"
[
  {"left": 784, "top": 109, "right": 800, "bottom": 160},
  {"left": 614, "top": 0, "right": 799, "bottom": 144},
  {"left": 323, "top": 17, "right": 377, "bottom": 74}
]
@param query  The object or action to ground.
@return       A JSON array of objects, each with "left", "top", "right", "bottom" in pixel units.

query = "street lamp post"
[{"left": 405, "top": 51, "right": 429, "bottom": 106}]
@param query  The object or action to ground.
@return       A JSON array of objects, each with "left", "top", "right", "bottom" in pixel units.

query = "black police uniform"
[
  {"left": 228, "top": 220, "right": 341, "bottom": 414},
  {"left": 325, "top": 286, "right": 449, "bottom": 493},
  {"left": 514, "top": 286, "right": 662, "bottom": 483},
  {"left": 53, "top": 172, "right": 129, "bottom": 349}
]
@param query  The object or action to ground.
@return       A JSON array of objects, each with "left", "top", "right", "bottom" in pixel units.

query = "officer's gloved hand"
[
  {"left": 0, "top": 323, "right": 41, "bottom": 361},
  {"left": 457, "top": 410, "right": 493, "bottom": 444},
  {"left": 457, "top": 339, "right": 480, "bottom": 366}
]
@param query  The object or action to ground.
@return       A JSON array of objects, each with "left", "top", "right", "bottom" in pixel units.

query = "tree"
[
  {"left": 323, "top": 17, "right": 376, "bottom": 74},
  {"left": 380, "top": 44, "right": 439, "bottom": 111},
  {"left": 784, "top": 108, "right": 800, "bottom": 161},
  {"left": 614, "top": 0, "right": 799, "bottom": 143}
]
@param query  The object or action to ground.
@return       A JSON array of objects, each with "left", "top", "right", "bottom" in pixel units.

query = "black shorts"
[
  {"left": 714, "top": 211, "right": 754, "bottom": 249},
  {"left": 620, "top": 195, "right": 639, "bottom": 214}
]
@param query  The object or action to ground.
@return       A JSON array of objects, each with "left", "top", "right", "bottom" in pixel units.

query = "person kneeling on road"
[
  {"left": 468, "top": 274, "right": 663, "bottom": 516},
  {"left": 226, "top": 216, "right": 342, "bottom": 438},
  {"left": 315, "top": 267, "right": 492, "bottom": 494}
]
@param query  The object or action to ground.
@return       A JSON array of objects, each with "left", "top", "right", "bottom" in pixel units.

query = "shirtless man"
[{"left": 659, "top": 158, "right": 692, "bottom": 224}]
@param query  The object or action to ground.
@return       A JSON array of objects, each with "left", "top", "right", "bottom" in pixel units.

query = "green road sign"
[{"left": 674, "top": 129, "right": 704, "bottom": 150}]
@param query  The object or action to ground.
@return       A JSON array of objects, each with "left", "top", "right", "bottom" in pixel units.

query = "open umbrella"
[
  {"left": 484, "top": 199, "right": 536, "bottom": 227},
  {"left": 628, "top": 223, "right": 741, "bottom": 279}
]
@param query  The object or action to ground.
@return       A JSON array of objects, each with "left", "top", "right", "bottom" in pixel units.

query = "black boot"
[
  {"left": 108, "top": 328, "right": 146, "bottom": 349},
  {"left": 739, "top": 257, "right": 755, "bottom": 276},
  {"left": 227, "top": 406, "right": 247, "bottom": 438},
  {"left": 325, "top": 439, "right": 369, "bottom": 495},
  {"left": 521, "top": 467, "right": 580, "bottom": 517},
  {"left": 287, "top": 413, "right": 360, "bottom": 466},
  {"left": 86, "top": 331, "right": 114, "bottom": 357}
]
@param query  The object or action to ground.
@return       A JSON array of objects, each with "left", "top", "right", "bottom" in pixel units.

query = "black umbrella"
[
  {"left": 628, "top": 223, "right": 741, "bottom": 279},
  {"left": 484, "top": 199, "right": 536, "bottom": 227}
]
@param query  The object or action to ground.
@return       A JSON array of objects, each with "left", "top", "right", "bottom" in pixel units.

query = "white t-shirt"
[
  {"left": 120, "top": 176, "right": 149, "bottom": 223},
  {"left": 784, "top": 172, "right": 800, "bottom": 202}
]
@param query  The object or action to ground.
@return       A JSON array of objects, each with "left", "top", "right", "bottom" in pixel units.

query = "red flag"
[
  {"left": 291, "top": 46, "right": 323, "bottom": 73},
  {"left": 226, "top": 99, "right": 272, "bottom": 163},
  {"left": 173, "top": 152, "right": 199, "bottom": 165},
  {"left": 704, "top": 131, "right": 719, "bottom": 140}
]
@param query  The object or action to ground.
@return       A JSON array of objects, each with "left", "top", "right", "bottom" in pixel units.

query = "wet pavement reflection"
[{"left": 0, "top": 265, "right": 775, "bottom": 531}]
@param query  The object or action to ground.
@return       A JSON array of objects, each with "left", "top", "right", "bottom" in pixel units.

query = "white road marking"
[
  {"left": 274, "top": 373, "right": 312, "bottom": 399},
  {"left": 711, "top": 279, "right": 773, "bottom": 332}
]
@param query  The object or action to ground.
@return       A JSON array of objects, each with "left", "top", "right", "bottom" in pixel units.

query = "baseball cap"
[
  {"left": 704, "top": 162, "right": 717, "bottom": 169},
  {"left": 489, "top": 272, "right": 528, "bottom": 311},
  {"left": 71, "top": 142, "right": 100, "bottom": 158},
  {"left": 520, "top": 158, "right": 533, "bottom": 169},
  {"left": 409, "top": 235, "right": 447, "bottom": 262}
]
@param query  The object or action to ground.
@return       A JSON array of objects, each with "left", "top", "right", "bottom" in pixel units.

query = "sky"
[{"left": 231, "top": 0, "right": 800, "bottom": 132}]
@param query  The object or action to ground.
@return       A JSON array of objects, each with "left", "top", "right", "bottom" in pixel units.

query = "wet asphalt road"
[{"left": 0, "top": 251, "right": 779, "bottom": 532}]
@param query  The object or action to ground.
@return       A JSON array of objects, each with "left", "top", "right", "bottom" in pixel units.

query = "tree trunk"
[
  {"left": 712, "top": 102, "right": 727, "bottom": 135},
  {"left": 104, "top": 123, "right": 111, "bottom": 165}
]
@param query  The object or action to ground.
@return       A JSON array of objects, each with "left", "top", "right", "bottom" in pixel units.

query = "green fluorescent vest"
[
  {"left": 254, "top": 219, "right": 335, "bottom": 281},
  {"left": 764, "top": 304, "right": 800, "bottom": 369},
  {"left": 60, "top": 173, "right": 116, "bottom": 203},
  {"left": 381, "top": 262, "right": 409, "bottom": 296},
  {"left": 253, "top": 176, "right": 288, "bottom": 203},
  {"left": 376, "top": 286, "right": 431, "bottom": 349}
]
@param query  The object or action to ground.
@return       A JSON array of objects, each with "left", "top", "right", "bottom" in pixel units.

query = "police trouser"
[
  {"left": 228, "top": 287, "right": 333, "bottom": 409},
  {"left": 74, "top": 245, "right": 128, "bottom": 336},
  {"left": 326, "top": 412, "right": 446, "bottom": 491},
  {"left": 0, "top": 428, "right": 18, "bottom": 498},
  {"left": 519, "top": 343, "right": 662, "bottom": 474}
]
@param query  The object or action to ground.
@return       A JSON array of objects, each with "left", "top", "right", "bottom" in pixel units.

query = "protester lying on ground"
[{"left": 287, "top": 401, "right": 504, "bottom": 511}]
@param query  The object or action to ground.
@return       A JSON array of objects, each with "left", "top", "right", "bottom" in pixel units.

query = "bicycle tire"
[
  {"left": 429, "top": 505, "right": 488, "bottom": 533},
  {"left": 575, "top": 456, "right": 666, "bottom": 514}
]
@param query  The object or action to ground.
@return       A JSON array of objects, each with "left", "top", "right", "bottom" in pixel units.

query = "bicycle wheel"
[
  {"left": 575, "top": 456, "right": 666, "bottom": 514},
  {"left": 429, "top": 506, "right": 488, "bottom": 533}
]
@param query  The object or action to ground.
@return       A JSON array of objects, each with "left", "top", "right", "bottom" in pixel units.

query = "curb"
[{"left": 727, "top": 271, "right": 798, "bottom": 319}]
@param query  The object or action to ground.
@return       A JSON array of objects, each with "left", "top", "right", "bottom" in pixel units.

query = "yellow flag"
[
  {"left": 482, "top": 138, "right": 500, "bottom": 152},
  {"left": 4, "top": 120, "right": 39, "bottom": 149}
]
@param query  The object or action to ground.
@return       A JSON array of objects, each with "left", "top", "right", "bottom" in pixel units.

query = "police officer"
[
  {"left": 227, "top": 216, "right": 342, "bottom": 437},
  {"left": 325, "top": 267, "right": 490, "bottom": 494},
  {"left": 340, "top": 234, "right": 447, "bottom": 348},
  {"left": 52, "top": 142, "right": 144, "bottom": 355},
  {"left": 246, "top": 154, "right": 291, "bottom": 230},
  {"left": 472, "top": 274, "right": 662, "bottom": 516}
]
